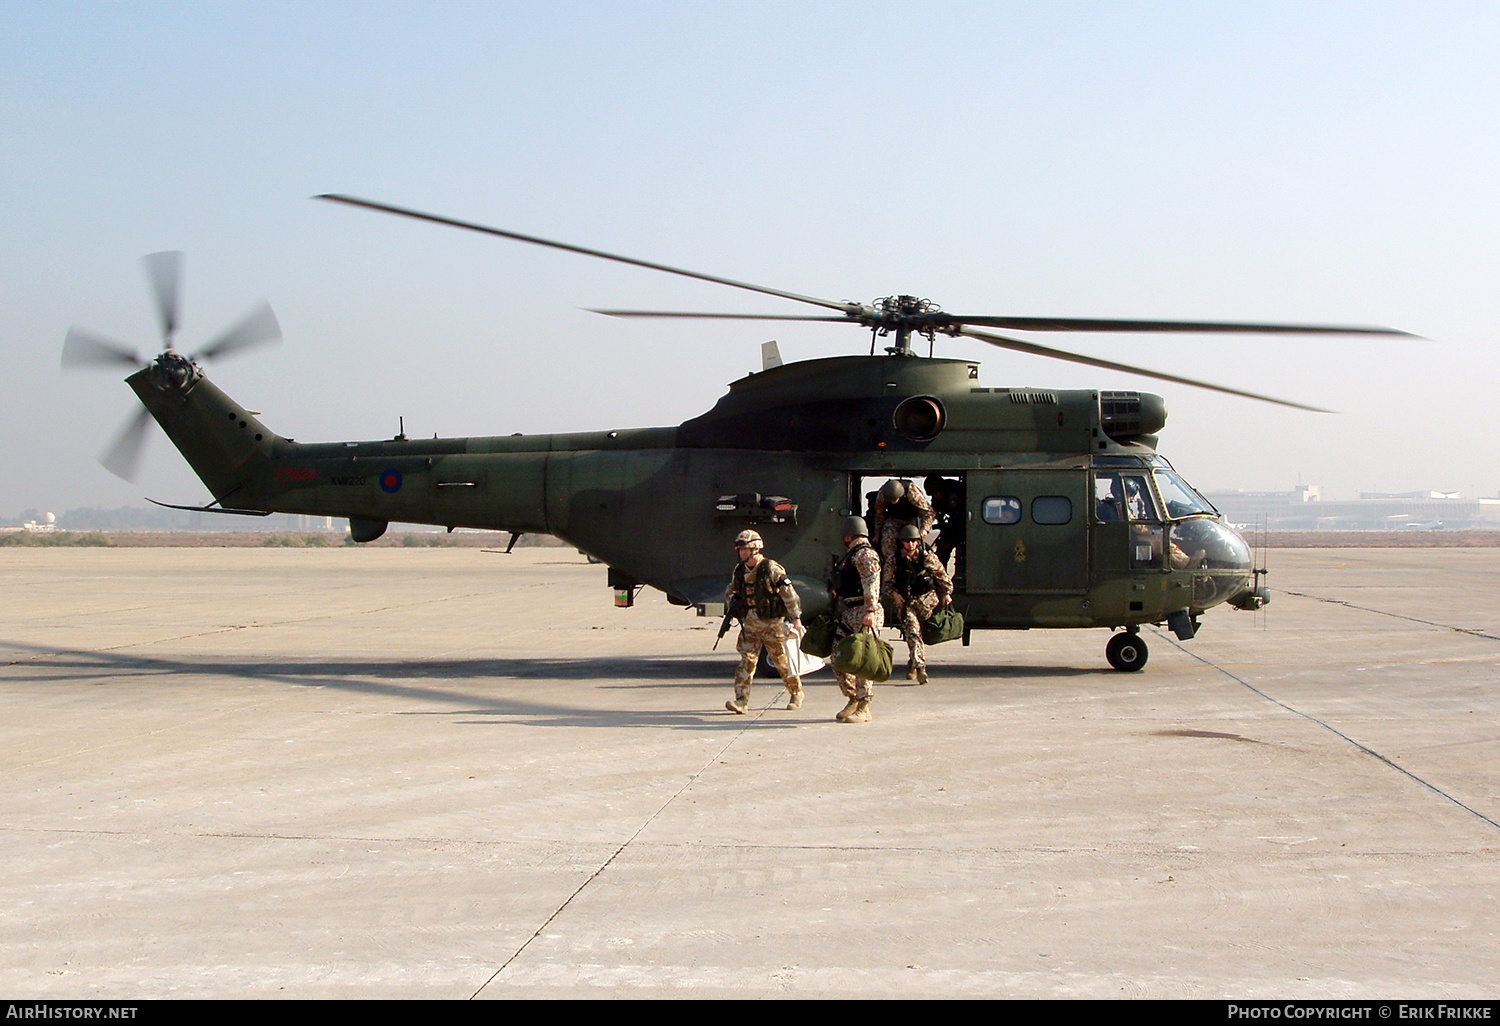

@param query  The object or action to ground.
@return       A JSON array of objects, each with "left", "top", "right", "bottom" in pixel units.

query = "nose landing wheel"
[{"left": 1106, "top": 630, "right": 1148, "bottom": 672}]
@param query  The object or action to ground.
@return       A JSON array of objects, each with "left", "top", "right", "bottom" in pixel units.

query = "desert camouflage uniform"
[
  {"left": 874, "top": 480, "right": 936, "bottom": 589},
  {"left": 726, "top": 558, "right": 803, "bottom": 703},
  {"left": 890, "top": 543, "right": 953, "bottom": 678},
  {"left": 833, "top": 541, "right": 883, "bottom": 702}
]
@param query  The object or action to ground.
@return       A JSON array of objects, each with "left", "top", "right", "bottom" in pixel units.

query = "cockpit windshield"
[{"left": 1153, "top": 470, "right": 1217, "bottom": 519}]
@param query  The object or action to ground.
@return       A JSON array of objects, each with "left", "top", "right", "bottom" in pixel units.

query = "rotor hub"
[
  {"left": 148, "top": 350, "right": 201, "bottom": 392},
  {"left": 869, "top": 295, "right": 944, "bottom": 354}
]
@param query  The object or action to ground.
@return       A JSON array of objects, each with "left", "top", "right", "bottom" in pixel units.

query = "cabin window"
[
  {"left": 1032, "top": 496, "right": 1073, "bottom": 525},
  {"left": 981, "top": 496, "right": 1022, "bottom": 525}
]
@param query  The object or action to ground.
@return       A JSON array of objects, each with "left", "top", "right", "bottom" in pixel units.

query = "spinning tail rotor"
[{"left": 61, "top": 252, "right": 282, "bottom": 481}]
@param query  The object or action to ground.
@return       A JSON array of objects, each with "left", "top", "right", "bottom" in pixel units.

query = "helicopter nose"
[
  {"left": 1170, "top": 517, "right": 1255, "bottom": 610},
  {"left": 1219, "top": 521, "right": 1270, "bottom": 609},
  {"left": 1171, "top": 517, "right": 1252, "bottom": 571},
  {"left": 1220, "top": 522, "right": 1255, "bottom": 573}
]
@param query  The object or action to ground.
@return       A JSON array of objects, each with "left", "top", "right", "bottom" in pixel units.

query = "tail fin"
[{"left": 126, "top": 354, "right": 280, "bottom": 506}]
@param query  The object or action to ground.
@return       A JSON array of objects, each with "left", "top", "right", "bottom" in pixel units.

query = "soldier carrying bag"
[
  {"left": 921, "top": 606, "right": 965, "bottom": 646},
  {"left": 830, "top": 627, "right": 894, "bottom": 683},
  {"left": 800, "top": 608, "right": 838, "bottom": 659}
]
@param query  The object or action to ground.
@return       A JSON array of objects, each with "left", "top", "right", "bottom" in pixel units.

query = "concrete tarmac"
[{"left": 1, "top": 546, "right": 1497, "bottom": 999}]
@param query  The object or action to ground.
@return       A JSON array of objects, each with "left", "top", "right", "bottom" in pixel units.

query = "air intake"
[{"left": 1099, "top": 391, "right": 1167, "bottom": 441}]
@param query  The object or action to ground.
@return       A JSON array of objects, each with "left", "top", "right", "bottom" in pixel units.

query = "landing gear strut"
[{"left": 1106, "top": 629, "right": 1148, "bottom": 672}]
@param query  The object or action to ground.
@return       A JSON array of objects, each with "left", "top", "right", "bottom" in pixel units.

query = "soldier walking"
[
  {"left": 724, "top": 529, "right": 805, "bottom": 714},
  {"left": 888, "top": 523, "right": 954, "bottom": 685},
  {"left": 831, "top": 516, "right": 882, "bottom": 724}
]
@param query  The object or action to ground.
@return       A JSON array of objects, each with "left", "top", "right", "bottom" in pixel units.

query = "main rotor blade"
[
  {"left": 316, "top": 194, "right": 861, "bottom": 316},
  {"left": 955, "top": 326, "right": 1334, "bottom": 413},
  {"left": 588, "top": 309, "right": 854, "bottom": 322},
  {"left": 191, "top": 301, "right": 282, "bottom": 361},
  {"left": 945, "top": 314, "right": 1416, "bottom": 337},
  {"left": 142, "top": 251, "right": 183, "bottom": 346},
  {"left": 99, "top": 406, "right": 154, "bottom": 481},
  {"left": 61, "top": 327, "right": 143, "bottom": 370}
]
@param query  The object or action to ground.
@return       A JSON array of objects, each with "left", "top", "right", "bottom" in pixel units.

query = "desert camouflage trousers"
[
  {"left": 895, "top": 590, "right": 940, "bottom": 671},
  {"left": 832, "top": 601, "right": 884, "bottom": 702},
  {"left": 733, "top": 614, "right": 801, "bottom": 702}
]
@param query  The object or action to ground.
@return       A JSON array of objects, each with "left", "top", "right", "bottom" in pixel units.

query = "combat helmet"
[
  {"left": 879, "top": 479, "right": 906, "bottom": 503},
  {"left": 841, "top": 515, "right": 869, "bottom": 539},
  {"left": 733, "top": 529, "right": 763, "bottom": 551},
  {"left": 898, "top": 524, "right": 923, "bottom": 542}
]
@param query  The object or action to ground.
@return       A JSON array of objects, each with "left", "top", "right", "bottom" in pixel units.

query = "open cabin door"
[{"left": 965, "top": 469, "right": 1089, "bottom": 594}]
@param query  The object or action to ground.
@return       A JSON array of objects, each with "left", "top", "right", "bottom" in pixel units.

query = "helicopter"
[{"left": 61, "top": 196, "right": 1412, "bottom": 672}]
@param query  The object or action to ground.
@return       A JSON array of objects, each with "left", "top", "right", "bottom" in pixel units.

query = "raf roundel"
[{"left": 379, "top": 468, "right": 403, "bottom": 494}]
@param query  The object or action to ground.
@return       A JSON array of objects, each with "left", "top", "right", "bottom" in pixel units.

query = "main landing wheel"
[{"left": 1106, "top": 631, "right": 1148, "bottom": 672}]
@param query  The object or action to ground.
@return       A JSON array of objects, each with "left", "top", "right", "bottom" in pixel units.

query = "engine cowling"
[{"left": 1100, "top": 391, "right": 1167, "bottom": 443}]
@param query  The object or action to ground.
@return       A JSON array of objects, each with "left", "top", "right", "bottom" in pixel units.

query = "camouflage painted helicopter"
[{"left": 62, "top": 197, "right": 1411, "bottom": 671}]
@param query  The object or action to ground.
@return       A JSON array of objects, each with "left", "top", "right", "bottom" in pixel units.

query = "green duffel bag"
[
  {"left": 830, "top": 629, "right": 894, "bottom": 683},
  {"left": 921, "top": 606, "right": 965, "bottom": 646},
  {"left": 800, "top": 609, "right": 838, "bottom": 659}
]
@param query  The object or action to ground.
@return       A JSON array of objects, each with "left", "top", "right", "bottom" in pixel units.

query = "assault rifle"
[{"left": 713, "top": 599, "right": 746, "bottom": 650}]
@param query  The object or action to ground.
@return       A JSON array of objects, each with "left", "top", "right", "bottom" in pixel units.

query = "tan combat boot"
[
  {"left": 906, "top": 663, "right": 918, "bottom": 680},
  {"left": 785, "top": 688, "right": 803, "bottom": 710},
  {"left": 844, "top": 699, "right": 872, "bottom": 723},
  {"left": 835, "top": 696, "right": 859, "bottom": 722},
  {"left": 725, "top": 697, "right": 749, "bottom": 714},
  {"left": 916, "top": 668, "right": 928, "bottom": 686}
]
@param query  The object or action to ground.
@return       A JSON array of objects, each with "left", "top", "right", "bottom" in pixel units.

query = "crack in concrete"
[{"left": 470, "top": 691, "right": 784, "bottom": 998}]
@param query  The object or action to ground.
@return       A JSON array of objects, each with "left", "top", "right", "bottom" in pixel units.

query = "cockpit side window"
[
  {"left": 1122, "top": 474, "right": 1161, "bottom": 523},
  {"left": 1094, "top": 473, "right": 1125, "bottom": 522}
]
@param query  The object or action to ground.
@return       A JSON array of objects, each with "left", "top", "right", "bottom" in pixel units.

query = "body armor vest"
[
  {"left": 733, "top": 559, "right": 790, "bottom": 620},
  {"left": 894, "top": 546, "right": 937, "bottom": 600},
  {"left": 887, "top": 499, "right": 918, "bottom": 522},
  {"left": 836, "top": 542, "right": 874, "bottom": 601}
]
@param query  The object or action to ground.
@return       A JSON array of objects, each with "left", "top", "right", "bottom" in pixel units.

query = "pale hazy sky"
[{"left": 4, "top": 1, "right": 1498, "bottom": 515}]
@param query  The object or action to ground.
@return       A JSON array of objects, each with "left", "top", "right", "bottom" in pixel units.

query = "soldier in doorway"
[
  {"left": 924, "top": 474, "right": 966, "bottom": 576},
  {"left": 872, "top": 479, "right": 936, "bottom": 593},
  {"left": 724, "top": 529, "right": 805, "bottom": 714},
  {"left": 888, "top": 523, "right": 954, "bottom": 685}
]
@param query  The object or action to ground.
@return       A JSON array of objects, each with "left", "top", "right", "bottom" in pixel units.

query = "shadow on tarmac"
[{"left": 1, "top": 639, "right": 1113, "bottom": 730}]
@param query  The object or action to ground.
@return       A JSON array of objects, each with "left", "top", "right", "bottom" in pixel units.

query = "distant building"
[
  {"left": 1, "top": 513, "right": 58, "bottom": 535},
  {"left": 1202, "top": 487, "right": 1500, "bottom": 531}
]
